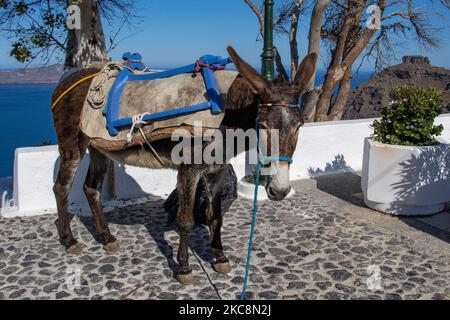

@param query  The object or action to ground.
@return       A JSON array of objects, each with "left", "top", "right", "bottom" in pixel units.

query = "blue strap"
[
  {"left": 240, "top": 162, "right": 262, "bottom": 300},
  {"left": 240, "top": 125, "right": 293, "bottom": 300},
  {"left": 259, "top": 154, "right": 293, "bottom": 164}
]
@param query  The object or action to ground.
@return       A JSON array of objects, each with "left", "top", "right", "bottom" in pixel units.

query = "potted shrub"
[{"left": 361, "top": 87, "right": 450, "bottom": 216}]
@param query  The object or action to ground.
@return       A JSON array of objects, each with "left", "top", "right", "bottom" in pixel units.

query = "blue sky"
[{"left": 1, "top": 0, "right": 449, "bottom": 71}]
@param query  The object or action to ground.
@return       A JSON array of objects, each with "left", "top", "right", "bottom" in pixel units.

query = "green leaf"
[
  {"left": 10, "top": 42, "right": 32, "bottom": 63},
  {"left": 371, "top": 86, "right": 444, "bottom": 146}
]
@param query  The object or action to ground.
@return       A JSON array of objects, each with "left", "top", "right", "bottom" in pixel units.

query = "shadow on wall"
[
  {"left": 307, "top": 154, "right": 353, "bottom": 177},
  {"left": 307, "top": 154, "right": 366, "bottom": 207},
  {"left": 391, "top": 144, "right": 450, "bottom": 206},
  {"left": 393, "top": 145, "right": 450, "bottom": 244}
]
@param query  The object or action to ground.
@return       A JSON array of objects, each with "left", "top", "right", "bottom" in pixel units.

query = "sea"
[{"left": 0, "top": 70, "right": 372, "bottom": 178}]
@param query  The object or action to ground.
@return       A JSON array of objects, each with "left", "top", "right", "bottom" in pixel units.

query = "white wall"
[{"left": 1, "top": 114, "right": 449, "bottom": 218}]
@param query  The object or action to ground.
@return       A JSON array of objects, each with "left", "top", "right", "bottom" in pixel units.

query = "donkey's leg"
[
  {"left": 53, "top": 140, "right": 88, "bottom": 254},
  {"left": 83, "top": 146, "right": 119, "bottom": 252},
  {"left": 175, "top": 165, "right": 201, "bottom": 285},
  {"left": 204, "top": 166, "right": 231, "bottom": 274}
]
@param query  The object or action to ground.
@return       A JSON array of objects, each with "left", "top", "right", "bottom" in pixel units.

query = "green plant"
[{"left": 372, "top": 87, "right": 444, "bottom": 146}]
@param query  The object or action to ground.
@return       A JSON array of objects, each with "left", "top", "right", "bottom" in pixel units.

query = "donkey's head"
[{"left": 227, "top": 46, "right": 317, "bottom": 201}]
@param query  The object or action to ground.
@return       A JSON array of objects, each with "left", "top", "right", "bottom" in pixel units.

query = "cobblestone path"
[{"left": 0, "top": 175, "right": 449, "bottom": 300}]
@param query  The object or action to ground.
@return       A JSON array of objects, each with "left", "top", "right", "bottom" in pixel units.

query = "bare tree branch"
[
  {"left": 274, "top": 46, "right": 289, "bottom": 81},
  {"left": 307, "top": 0, "right": 331, "bottom": 88},
  {"left": 244, "top": 0, "right": 264, "bottom": 35},
  {"left": 289, "top": 0, "right": 303, "bottom": 80}
]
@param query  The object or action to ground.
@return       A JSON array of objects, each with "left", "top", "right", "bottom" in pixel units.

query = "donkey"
[{"left": 51, "top": 46, "right": 317, "bottom": 285}]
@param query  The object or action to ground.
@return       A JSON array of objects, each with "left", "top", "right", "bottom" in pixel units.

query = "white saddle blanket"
[{"left": 80, "top": 62, "right": 238, "bottom": 143}]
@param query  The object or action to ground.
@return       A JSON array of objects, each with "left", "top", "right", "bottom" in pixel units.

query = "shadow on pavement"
[
  {"left": 312, "top": 172, "right": 366, "bottom": 208},
  {"left": 77, "top": 195, "right": 214, "bottom": 280},
  {"left": 311, "top": 171, "right": 450, "bottom": 245}
]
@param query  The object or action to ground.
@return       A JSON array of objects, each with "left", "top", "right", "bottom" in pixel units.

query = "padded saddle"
[{"left": 103, "top": 53, "right": 232, "bottom": 137}]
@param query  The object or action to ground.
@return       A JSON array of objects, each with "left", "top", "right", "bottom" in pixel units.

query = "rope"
[
  {"left": 194, "top": 60, "right": 226, "bottom": 73},
  {"left": 87, "top": 62, "right": 124, "bottom": 109},
  {"left": 240, "top": 121, "right": 294, "bottom": 300},
  {"left": 126, "top": 113, "right": 165, "bottom": 165},
  {"left": 240, "top": 122, "right": 264, "bottom": 301},
  {"left": 51, "top": 72, "right": 101, "bottom": 110},
  {"left": 240, "top": 162, "right": 262, "bottom": 300}
]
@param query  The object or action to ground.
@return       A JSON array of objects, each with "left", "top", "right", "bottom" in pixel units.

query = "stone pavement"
[{"left": 0, "top": 173, "right": 449, "bottom": 300}]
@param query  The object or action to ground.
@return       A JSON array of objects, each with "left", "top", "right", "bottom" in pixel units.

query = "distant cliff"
[
  {"left": 0, "top": 64, "right": 63, "bottom": 84},
  {"left": 343, "top": 56, "right": 450, "bottom": 120}
]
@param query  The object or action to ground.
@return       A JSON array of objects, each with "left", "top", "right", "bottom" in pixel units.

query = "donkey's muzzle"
[{"left": 266, "top": 185, "right": 292, "bottom": 201}]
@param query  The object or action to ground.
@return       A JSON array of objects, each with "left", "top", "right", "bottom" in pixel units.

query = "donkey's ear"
[
  {"left": 227, "top": 46, "right": 271, "bottom": 95},
  {"left": 292, "top": 52, "right": 318, "bottom": 94}
]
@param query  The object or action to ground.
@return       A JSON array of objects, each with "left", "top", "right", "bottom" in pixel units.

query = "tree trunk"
[
  {"left": 314, "top": 7, "right": 355, "bottom": 122},
  {"left": 314, "top": 65, "right": 346, "bottom": 122},
  {"left": 65, "top": 0, "right": 108, "bottom": 69},
  {"left": 307, "top": 0, "right": 330, "bottom": 89},
  {"left": 314, "top": 2, "right": 367, "bottom": 122},
  {"left": 302, "top": 87, "right": 322, "bottom": 123},
  {"left": 328, "top": 67, "right": 352, "bottom": 121}
]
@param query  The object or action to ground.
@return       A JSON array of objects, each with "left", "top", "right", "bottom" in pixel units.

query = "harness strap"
[
  {"left": 259, "top": 103, "right": 302, "bottom": 110},
  {"left": 259, "top": 154, "right": 293, "bottom": 164},
  {"left": 126, "top": 113, "right": 165, "bottom": 165},
  {"left": 51, "top": 72, "right": 102, "bottom": 110},
  {"left": 194, "top": 60, "right": 226, "bottom": 72}
]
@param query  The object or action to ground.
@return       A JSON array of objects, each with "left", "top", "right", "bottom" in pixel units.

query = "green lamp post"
[{"left": 261, "top": 0, "right": 275, "bottom": 81}]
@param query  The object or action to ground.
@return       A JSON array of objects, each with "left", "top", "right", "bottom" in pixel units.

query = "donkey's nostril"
[{"left": 267, "top": 187, "right": 277, "bottom": 198}]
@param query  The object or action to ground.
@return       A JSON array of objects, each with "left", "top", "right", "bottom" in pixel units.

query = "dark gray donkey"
[{"left": 51, "top": 46, "right": 317, "bottom": 284}]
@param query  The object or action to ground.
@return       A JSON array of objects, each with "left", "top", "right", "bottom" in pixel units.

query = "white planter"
[
  {"left": 237, "top": 179, "right": 296, "bottom": 201},
  {"left": 361, "top": 138, "right": 450, "bottom": 216}
]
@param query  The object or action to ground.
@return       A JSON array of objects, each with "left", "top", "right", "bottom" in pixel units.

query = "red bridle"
[{"left": 259, "top": 103, "right": 302, "bottom": 110}]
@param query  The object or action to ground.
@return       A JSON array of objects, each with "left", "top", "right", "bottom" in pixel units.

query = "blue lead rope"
[
  {"left": 239, "top": 125, "right": 294, "bottom": 300},
  {"left": 240, "top": 162, "right": 262, "bottom": 300}
]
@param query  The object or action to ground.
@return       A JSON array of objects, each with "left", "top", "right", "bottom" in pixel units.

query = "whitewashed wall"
[{"left": 1, "top": 115, "right": 449, "bottom": 218}]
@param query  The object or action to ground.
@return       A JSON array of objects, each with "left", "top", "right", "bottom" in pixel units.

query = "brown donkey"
[{"left": 51, "top": 46, "right": 317, "bottom": 285}]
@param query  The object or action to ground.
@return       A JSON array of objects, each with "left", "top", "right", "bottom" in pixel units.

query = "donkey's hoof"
[
  {"left": 214, "top": 261, "right": 232, "bottom": 274},
  {"left": 177, "top": 271, "right": 194, "bottom": 286},
  {"left": 66, "top": 243, "right": 82, "bottom": 255},
  {"left": 103, "top": 241, "right": 120, "bottom": 253}
]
